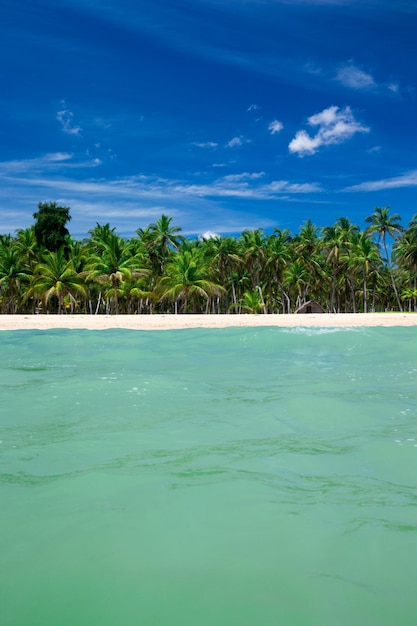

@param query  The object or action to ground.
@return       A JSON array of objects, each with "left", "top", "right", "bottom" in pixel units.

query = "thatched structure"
[{"left": 294, "top": 300, "right": 325, "bottom": 314}]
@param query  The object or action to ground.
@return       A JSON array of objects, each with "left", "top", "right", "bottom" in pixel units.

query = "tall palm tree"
[
  {"left": 14, "top": 226, "right": 39, "bottom": 271},
  {"left": 0, "top": 245, "right": 31, "bottom": 313},
  {"left": 284, "top": 260, "right": 310, "bottom": 311},
  {"left": 292, "top": 220, "right": 323, "bottom": 305},
  {"left": 335, "top": 218, "right": 360, "bottom": 312},
  {"left": 393, "top": 215, "right": 417, "bottom": 311},
  {"left": 239, "top": 229, "right": 267, "bottom": 312},
  {"left": 350, "top": 233, "right": 381, "bottom": 313},
  {"left": 321, "top": 218, "right": 360, "bottom": 312},
  {"left": 86, "top": 234, "right": 148, "bottom": 314},
  {"left": 365, "top": 206, "right": 403, "bottom": 310},
  {"left": 321, "top": 224, "right": 344, "bottom": 313},
  {"left": 86, "top": 223, "right": 117, "bottom": 252},
  {"left": 264, "top": 229, "right": 292, "bottom": 313},
  {"left": 158, "top": 248, "right": 225, "bottom": 313},
  {"left": 146, "top": 214, "right": 184, "bottom": 275},
  {"left": 203, "top": 236, "right": 242, "bottom": 311},
  {"left": 27, "top": 247, "right": 87, "bottom": 314}
]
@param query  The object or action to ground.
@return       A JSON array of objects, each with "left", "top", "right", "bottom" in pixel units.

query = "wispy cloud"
[
  {"left": 344, "top": 170, "right": 417, "bottom": 191},
  {"left": 289, "top": 105, "right": 369, "bottom": 156},
  {"left": 171, "top": 175, "right": 322, "bottom": 198},
  {"left": 387, "top": 82, "right": 400, "bottom": 93},
  {"left": 226, "top": 136, "right": 249, "bottom": 148},
  {"left": 268, "top": 120, "right": 284, "bottom": 134},
  {"left": 223, "top": 172, "right": 265, "bottom": 182},
  {"left": 193, "top": 141, "right": 218, "bottom": 148},
  {"left": 367, "top": 145, "right": 382, "bottom": 154},
  {"left": 0, "top": 152, "right": 101, "bottom": 174},
  {"left": 0, "top": 152, "right": 324, "bottom": 236},
  {"left": 57, "top": 107, "right": 82, "bottom": 136},
  {"left": 247, "top": 104, "right": 260, "bottom": 112},
  {"left": 0, "top": 158, "right": 322, "bottom": 202},
  {"left": 335, "top": 62, "right": 376, "bottom": 89}
]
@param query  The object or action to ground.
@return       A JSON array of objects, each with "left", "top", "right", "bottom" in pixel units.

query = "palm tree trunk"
[
  {"left": 383, "top": 238, "right": 403, "bottom": 311},
  {"left": 363, "top": 271, "right": 367, "bottom": 313},
  {"left": 95, "top": 292, "right": 102, "bottom": 315}
]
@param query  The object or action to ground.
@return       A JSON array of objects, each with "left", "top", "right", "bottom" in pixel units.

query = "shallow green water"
[{"left": 1, "top": 326, "right": 417, "bottom": 625}]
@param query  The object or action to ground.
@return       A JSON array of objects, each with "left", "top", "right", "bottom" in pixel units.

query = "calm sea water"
[{"left": 1, "top": 326, "right": 417, "bottom": 626}]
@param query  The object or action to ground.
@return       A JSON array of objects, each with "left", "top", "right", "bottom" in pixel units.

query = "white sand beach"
[{"left": 1, "top": 313, "right": 417, "bottom": 331}]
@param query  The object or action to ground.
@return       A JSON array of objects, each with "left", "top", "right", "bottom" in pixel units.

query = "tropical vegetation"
[{"left": 1, "top": 203, "right": 417, "bottom": 315}]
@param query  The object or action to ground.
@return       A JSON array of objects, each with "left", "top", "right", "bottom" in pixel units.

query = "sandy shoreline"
[{"left": 1, "top": 313, "right": 417, "bottom": 330}]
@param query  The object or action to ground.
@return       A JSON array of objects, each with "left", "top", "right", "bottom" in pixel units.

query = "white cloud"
[
  {"left": 266, "top": 180, "right": 321, "bottom": 193},
  {"left": 0, "top": 158, "right": 323, "bottom": 203},
  {"left": 268, "top": 120, "right": 283, "bottom": 134},
  {"left": 226, "top": 136, "right": 249, "bottom": 148},
  {"left": 223, "top": 172, "right": 265, "bottom": 182},
  {"left": 288, "top": 130, "right": 320, "bottom": 156},
  {"left": 172, "top": 175, "right": 322, "bottom": 198},
  {"left": 304, "top": 61, "right": 323, "bottom": 76},
  {"left": 247, "top": 104, "right": 260, "bottom": 112},
  {"left": 0, "top": 168, "right": 324, "bottom": 238},
  {"left": 44, "top": 152, "right": 73, "bottom": 162},
  {"left": 367, "top": 145, "right": 382, "bottom": 154},
  {"left": 336, "top": 63, "right": 375, "bottom": 89},
  {"left": 0, "top": 153, "right": 100, "bottom": 174},
  {"left": 388, "top": 82, "right": 400, "bottom": 93},
  {"left": 344, "top": 170, "right": 417, "bottom": 192},
  {"left": 289, "top": 105, "right": 369, "bottom": 156},
  {"left": 193, "top": 141, "right": 218, "bottom": 148},
  {"left": 200, "top": 230, "right": 219, "bottom": 240},
  {"left": 0, "top": 153, "right": 72, "bottom": 173},
  {"left": 57, "top": 108, "right": 82, "bottom": 135}
]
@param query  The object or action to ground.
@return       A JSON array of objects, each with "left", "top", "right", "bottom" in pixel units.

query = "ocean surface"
[{"left": 1, "top": 326, "right": 417, "bottom": 626}]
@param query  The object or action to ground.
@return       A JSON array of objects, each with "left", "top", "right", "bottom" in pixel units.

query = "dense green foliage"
[
  {"left": 33, "top": 202, "right": 71, "bottom": 252},
  {"left": 1, "top": 208, "right": 417, "bottom": 315}
]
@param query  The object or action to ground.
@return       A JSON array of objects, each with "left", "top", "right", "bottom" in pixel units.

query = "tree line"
[{"left": 1, "top": 202, "right": 417, "bottom": 315}]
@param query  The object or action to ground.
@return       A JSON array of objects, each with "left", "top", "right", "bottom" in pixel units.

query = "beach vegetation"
[
  {"left": 33, "top": 202, "right": 72, "bottom": 253},
  {"left": 1, "top": 205, "right": 417, "bottom": 315},
  {"left": 25, "top": 248, "right": 87, "bottom": 314}
]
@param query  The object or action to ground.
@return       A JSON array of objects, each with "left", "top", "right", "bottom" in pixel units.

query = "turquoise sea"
[{"left": 1, "top": 326, "right": 417, "bottom": 626}]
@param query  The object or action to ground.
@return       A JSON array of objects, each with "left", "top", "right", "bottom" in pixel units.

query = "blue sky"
[{"left": 1, "top": 0, "right": 416, "bottom": 239}]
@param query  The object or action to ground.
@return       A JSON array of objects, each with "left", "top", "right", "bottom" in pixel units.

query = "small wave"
[{"left": 281, "top": 326, "right": 360, "bottom": 336}]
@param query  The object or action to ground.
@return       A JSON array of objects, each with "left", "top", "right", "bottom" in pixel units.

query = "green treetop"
[{"left": 33, "top": 202, "right": 71, "bottom": 252}]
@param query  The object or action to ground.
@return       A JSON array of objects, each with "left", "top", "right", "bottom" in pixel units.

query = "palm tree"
[
  {"left": 292, "top": 220, "right": 323, "bottom": 306},
  {"left": 203, "top": 236, "right": 242, "bottom": 312},
  {"left": 365, "top": 206, "right": 403, "bottom": 311},
  {"left": 335, "top": 218, "right": 360, "bottom": 312},
  {"left": 14, "top": 226, "right": 39, "bottom": 271},
  {"left": 321, "top": 218, "right": 359, "bottom": 312},
  {"left": 284, "top": 260, "right": 310, "bottom": 311},
  {"left": 393, "top": 216, "right": 417, "bottom": 311},
  {"left": 321, "top": 224, "right": 344, "bottom": 313},
  {"left": 86, "top": 223, "right": 117, "bottom": 251},
  {"left": 117, "top": 278, "right": 156, "bottom": 314},
  {"left": 86, "top": 234, "right": 148, "bottom": 314},
  {"left": 401, "top": 287, "right": 417, "bottom": 311},
  {"left": 0, "top": 245, "right": 31, "bottom": 313},
  {"left": 239, "top": 229, "right": 267, "bottom": 312},
  {"left": 232, "top": 290, "right": 265, "bottom": 314},
  {"left": 350, "top": 233, "right": 381, "bottom": 313},
  {"left": 146, "top": 214, "right": 184, "bottom": 275},
  {"left": 158, "top": 248, "right": 225, "bottom": 313},
  {"left": 264, "top": 229, "right": 292, "bottom": 313},
  {"left": 27, "top": 247, "right": 87, "bottom": 314}
]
